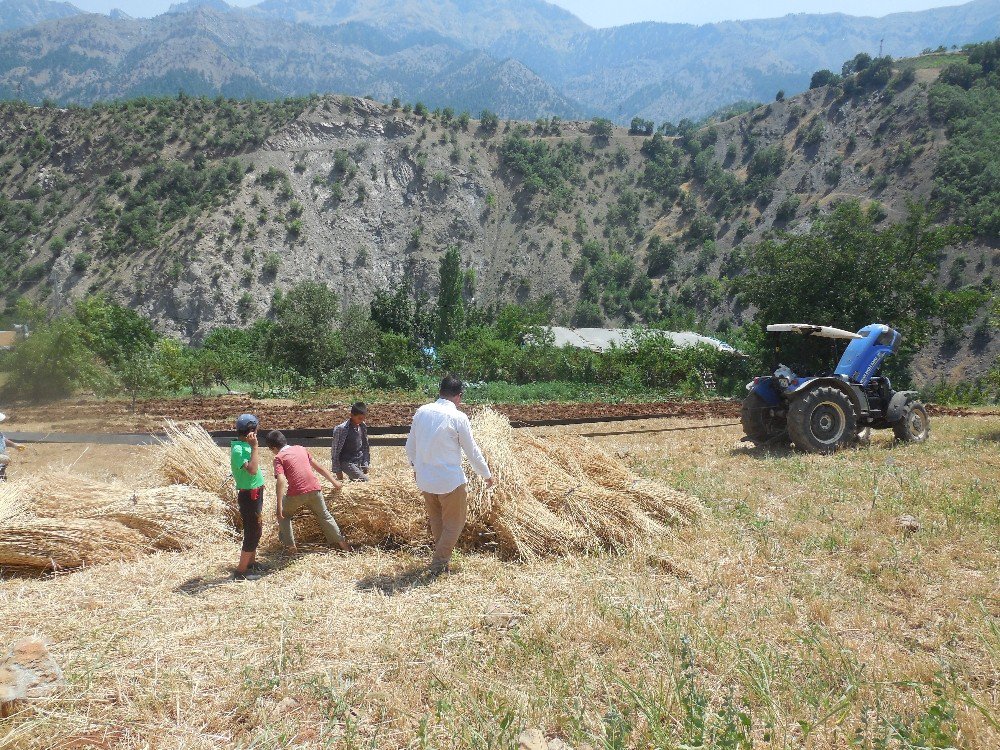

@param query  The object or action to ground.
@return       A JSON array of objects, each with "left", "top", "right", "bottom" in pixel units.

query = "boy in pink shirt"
[{"left": 265, "top": 430, "right": 350, "bottom": 552}]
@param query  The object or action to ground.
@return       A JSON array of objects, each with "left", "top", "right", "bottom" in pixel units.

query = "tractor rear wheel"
[
  {"left": 787, "top": 386, "right": 857, "bottom": 453},
  {"left": 741, "top": 392, "right": 787, "bottom": 444},
  {"left": 893, "top": 400, "right": 930, "bottom": 443}
]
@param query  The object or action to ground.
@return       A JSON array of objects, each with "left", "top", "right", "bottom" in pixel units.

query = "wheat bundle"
[
  {"left": 0, "top": 483, "right": 22, "bottom": 527},
  {"left": 16, "top": 471, "right": 119, "bottom": 516},
  {"left": 99, "top": 486, "right": 234, "bottom": 550},
  {"left": 457, "top": 408, "right": 702, "bottom": 556},
  {"left": 466, "top": 408, "right": 523, "bottom": 521},
  {"left": 532, "top": 434, "right": 701, "bottom": 521},
  {"left": 0, "top": 472, "right": 236, "bottom": 572},
  {"left": 466, "top": 409, "right": 583, "bottom": 558},
  {"left": 158, "top": 421, "right": 238, "bottom": 525},
  {"left": 0, "top": 517, "right": 150, "bottom": 569},
  {"left": 488, "top": 497, "right": 581, "bottom": 559},
  {"left": 281, "top": 478, "right": 425, "bottom": 548},
  {"left": 330, "top": 481, "right": 426, "bottom": 540}
]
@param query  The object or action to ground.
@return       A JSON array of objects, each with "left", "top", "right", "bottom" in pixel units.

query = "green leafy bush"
[
  {"left": 499, "top": 134, "right": 583, "bottom": 195},
  {"left": 929, "top": 39, "right": 1000, "bottom": 238},
  {"left": 2, "top": 317, "right": 109, "bottom": 400},
  {"left": 733, "top": 201, "right": 978, "bottom": 382}
]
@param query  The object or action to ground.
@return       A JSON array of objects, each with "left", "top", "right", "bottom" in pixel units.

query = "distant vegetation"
[
  {"left": 0, "top": 94, "right": 311, "bottom": 292},
  {"left": 929, "top": 39, "right": 1000, "bottom": 238}
]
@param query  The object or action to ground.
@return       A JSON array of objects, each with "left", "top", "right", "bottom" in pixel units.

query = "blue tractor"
[{"left": 741, "top": 323, "right": 930, "bottom": 453}]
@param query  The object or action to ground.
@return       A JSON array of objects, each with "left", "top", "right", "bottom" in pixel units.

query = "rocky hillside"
[
  {"left": 3, "top": 0, "right": 1000, "bottom": 123},
  {"left": 0, "top": 54, "right": 996, "bottom": 382}
]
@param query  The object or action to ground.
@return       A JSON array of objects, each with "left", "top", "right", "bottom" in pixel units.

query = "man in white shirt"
[{"left": 405, "top": 374, "right": 494, "bottom": 574}]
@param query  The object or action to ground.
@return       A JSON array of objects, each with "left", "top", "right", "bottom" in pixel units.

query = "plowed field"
[
  {"left": 9, "top": 396, "right": 741, "bottom": 433},
  {"left": 7, "top": 396, "right": 994, "bottom": 434}
]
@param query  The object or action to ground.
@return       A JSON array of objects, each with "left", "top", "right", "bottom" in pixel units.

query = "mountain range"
[
  {"left": 0, "top": 0, "right": 78, "bottom": 31},
  {"left": 1, "top": 0, "right": 1000, "bottom": 122}
]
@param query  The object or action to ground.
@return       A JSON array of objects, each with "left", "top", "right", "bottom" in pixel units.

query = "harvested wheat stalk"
[
  {"left": 0, "top": 471, "right": 236, "bottom": 572},
  {"left": 0, "top": 483, "right": 22, "bottom": 527},
  {"left": 16, "top": 471, "right": 119, "bottom": 516},
  {"left": 534, "top": 434, "right": 702, "bottom": 521},
  {"left": 283, "top": 478, "right": 426, "bottom": 548},
  {"left": 0, "top": 517, "right": 150, "bottom": 570},
  {"left": 99, "top": 486, "right": 235, "bottom": 550},
  {"left": 494, "top": 410, "right": 700, "bottom": 553},
  {"left": 158, "top": 421, "right": 238, "bottom": 526}
]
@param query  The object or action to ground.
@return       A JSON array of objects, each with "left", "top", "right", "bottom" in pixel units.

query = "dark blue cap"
[{"left": 235, "top": 414, "right": 259, "bottom": 433}]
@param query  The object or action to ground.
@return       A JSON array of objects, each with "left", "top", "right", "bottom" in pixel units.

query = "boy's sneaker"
[
  {"left": 248, "top": 561, "right": 268, "bottom": 572},
  {"left": 233, "top": 570, "right": 261, "bottom": 581}
]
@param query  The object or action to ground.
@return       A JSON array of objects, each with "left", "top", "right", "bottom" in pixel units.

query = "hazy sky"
[
  {"left": 553, "top": 1, "right": 970, "bottom": 27},
  {"left": 67, "top": 0, "right": 973, "bottom": 27}
]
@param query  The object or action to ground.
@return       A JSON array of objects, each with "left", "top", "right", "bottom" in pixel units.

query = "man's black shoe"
[{"left": 233, "top": 570, "right": 261, "bottom": 581}]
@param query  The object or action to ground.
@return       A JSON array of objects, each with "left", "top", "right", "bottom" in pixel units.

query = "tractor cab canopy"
[
  {"left": 765, "top": 323, "right": 901, "bottom": 386},
  {"left": 765, "top": 324, "right": 863, "bottom": 340}
]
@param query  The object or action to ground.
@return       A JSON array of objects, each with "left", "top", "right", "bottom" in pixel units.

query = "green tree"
[
  {"left": 493, "top": 299, "right": 552, "bottom": 344},
  {"left": 117, "top": 349, "right": 167, "bottom": 411},
  {"left": 266, "top": 282, "right": 343, "bottom": 377},
  {"left": 590, "top": 118, "right": 614, "bottom": 142},
  {"left": 370, "top": 285, "right": 413, "bottom": 337},
  {"left": 74, "top": 295, "right": 158, "bottom": 367},
  {"left": 339, "top": 304, "right": 380, "bottom": 373},
  {"left": 435, "top": 246, "right": 465, "bottom": 345},
  {"left": 202, "top": 322, "right": 274, "bottom": 387},
  {"left": 733, "top": 201, "right": 977, "bottom": 380},
  {"left": 479, "top": 109, "right": 500, "bottom": 133},
  {"left": 809, "top": 69, "right": 841, "bottom": 89},
  {"left": 3, "top": 317, "right": 108, "bottom": 401}
]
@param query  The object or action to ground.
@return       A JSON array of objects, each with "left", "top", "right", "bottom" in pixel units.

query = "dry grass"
[{"left": 0, "top": 416, "right": 997, "bottom": 749}]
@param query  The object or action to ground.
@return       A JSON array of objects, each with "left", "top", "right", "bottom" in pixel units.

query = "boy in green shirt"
[{"left": 231, "top": 413, "right": 265, "bottom": 581}]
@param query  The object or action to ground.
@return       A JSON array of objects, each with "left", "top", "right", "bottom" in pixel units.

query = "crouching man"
[
  {"left": 265, "top": 430, "right": 350, "bottom": 553},
  {"left": 331, "top": 402, "right": 371, "bottom": 482}
]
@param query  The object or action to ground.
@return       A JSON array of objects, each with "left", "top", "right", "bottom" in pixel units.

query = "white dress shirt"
[{"left": 405, "top": 398, "right": 492, "bottom": 494}]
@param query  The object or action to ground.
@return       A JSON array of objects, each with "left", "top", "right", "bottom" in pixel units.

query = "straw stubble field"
[{"left": 0, "top": 415, "right": 998, "bottom": 749}]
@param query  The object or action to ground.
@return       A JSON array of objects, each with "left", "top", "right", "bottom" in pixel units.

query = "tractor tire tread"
[
  {"left": 892, "top": 400, "right": 930, "bottom": 443},
  {"left": 787, "top": 385, "right": 857, "bottom": 454}
]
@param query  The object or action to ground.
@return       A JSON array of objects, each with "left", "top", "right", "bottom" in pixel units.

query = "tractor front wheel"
[
  {"left": 741, "top": 392, "right": 787, "bottom": 444},
  {"left": 893, "top": 400, "right": 930, "bottom": 443},
  {"left": 788, "top": 386, "right": 857, "bottom": 453}
]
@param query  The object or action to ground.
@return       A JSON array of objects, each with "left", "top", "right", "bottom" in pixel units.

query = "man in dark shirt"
[{"left": 331, "top": 402, "right": 371, "bottom": 482}]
